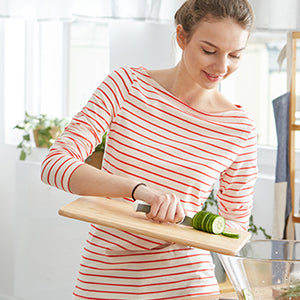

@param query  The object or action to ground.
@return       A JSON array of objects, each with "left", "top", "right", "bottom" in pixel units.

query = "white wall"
[
  {"left": 109, "top": 21, "right": 179, "bottom": 71},
  {"left": 0, "top": 144, "right": 17, "bottom": 297},
  {"left": 0, "top": 144, "right": 89, "bottom": 300}
]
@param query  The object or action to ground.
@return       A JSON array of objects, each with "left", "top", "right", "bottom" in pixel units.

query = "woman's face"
[{"left": 177, "top": 17, "right": 249, "bottom": 90}]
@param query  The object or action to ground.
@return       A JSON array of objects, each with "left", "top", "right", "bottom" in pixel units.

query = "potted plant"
[
  {"left": 14, "top": 112, "right": 68, "bottom": 160},
  {"left": 85, "top": 132, "right": 107, "bottom": 169}
]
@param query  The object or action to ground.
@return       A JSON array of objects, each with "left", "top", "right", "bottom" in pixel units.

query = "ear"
[{"left": 176, "top": 24, "right": 187, "bottom": 50}]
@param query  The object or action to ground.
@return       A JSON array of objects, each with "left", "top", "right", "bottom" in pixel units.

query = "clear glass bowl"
[{"left": 219, "top": 240, "right": 300, "bottom": 300}]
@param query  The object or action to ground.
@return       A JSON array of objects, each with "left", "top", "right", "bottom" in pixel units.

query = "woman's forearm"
[{"left": 69, "top": 163, "right": 140, "bottom": 198}]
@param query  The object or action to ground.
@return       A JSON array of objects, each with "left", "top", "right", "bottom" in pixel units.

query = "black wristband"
[{"left": 132, "top": 183, "right": 147, "bottom": 201}]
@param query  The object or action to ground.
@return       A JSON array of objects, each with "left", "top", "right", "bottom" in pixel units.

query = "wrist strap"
[{"left": 132, "top": 183, "right": 147, "bottom": 201}]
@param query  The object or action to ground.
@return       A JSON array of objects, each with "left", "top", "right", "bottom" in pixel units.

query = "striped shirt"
[{"left": 41, "top": 66, "right": 258, "bottom": 299}]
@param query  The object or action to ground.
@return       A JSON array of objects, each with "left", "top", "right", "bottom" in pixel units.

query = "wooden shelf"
[
  {"left": 291, "top": 124, "right": 300, "bottom": 131},
  {"left": 289, "top": 32, "right": 300, "bottom": 229},
  {"left": 292, "top": 215, "right": 300, "bottom": 223},
  {"left": 293, "top": 32, "right": 300, "bottom": 39}
]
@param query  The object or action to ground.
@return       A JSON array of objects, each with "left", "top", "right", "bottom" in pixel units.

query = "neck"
[{"left": 167, "top": 63, "right": 214, "bottom": 107}]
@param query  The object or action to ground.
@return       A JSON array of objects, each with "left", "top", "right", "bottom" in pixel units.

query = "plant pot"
[
  {"left": 33, "top": 126, "right": 60, "bottom": 148},
  {"left": 85, "top": 151, "right": 104, "bottom": 169}
]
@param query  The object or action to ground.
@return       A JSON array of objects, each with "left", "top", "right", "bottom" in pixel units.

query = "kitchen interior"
[{"left": 1, "top": 0, "right": 300, "bottom": 299}]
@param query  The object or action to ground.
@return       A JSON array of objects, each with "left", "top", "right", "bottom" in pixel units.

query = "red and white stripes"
[{"left": 41, "top": 66, "right": 257, "bottom": 299}]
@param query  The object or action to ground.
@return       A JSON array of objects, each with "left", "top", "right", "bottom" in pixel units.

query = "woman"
[{"left": 41, "top": 0, "right": 257, "bottom": 299}]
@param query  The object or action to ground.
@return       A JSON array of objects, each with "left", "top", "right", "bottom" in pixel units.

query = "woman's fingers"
[
  {"left": 146, "top": 193, "right": 185, "bottom": 224},
  {"left": 175, "top": 199, "right": 185, "bottom": 223}
]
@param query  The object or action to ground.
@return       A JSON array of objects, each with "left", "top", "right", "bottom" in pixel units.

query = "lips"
[{"left": 204, "top": 71, "right": 224, "bottom": 82}]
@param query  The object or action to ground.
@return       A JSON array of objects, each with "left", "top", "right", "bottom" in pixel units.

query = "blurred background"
[{"left": 1, "top": 0, "right": 300, "bottom": 299}]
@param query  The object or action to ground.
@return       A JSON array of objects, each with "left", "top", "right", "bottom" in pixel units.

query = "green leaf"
[
  {"left": 19, "top": 150, "right": 26, "bottom": 160},
  {"left": 94, "top": 132, "right": 107, "bottom": 152},
  {"left": 23, "top": 134, "right": 30, "bottom": 141}
]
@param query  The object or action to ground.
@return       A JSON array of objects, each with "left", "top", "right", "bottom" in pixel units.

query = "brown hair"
[{"left": 175, "top": 0, "right": 254, "bottom": 40}]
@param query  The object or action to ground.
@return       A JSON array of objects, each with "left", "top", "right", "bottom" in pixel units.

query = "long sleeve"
[
  {"left": 217, "top": 125, "right": 258, "bottom": 231},
  {"left": 40, "top": 69, "right": 128, "bottom": 193}
]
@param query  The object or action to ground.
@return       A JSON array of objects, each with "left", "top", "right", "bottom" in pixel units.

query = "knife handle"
[{"left": 134, "top": 200, "right": 151, "bottom": 213}]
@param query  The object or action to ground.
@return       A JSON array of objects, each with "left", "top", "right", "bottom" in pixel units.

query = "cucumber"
[
  {"left": 199, "top": 212, "right": 211, "bottom": 231},
  {"left": 211, "top": 216, "right": 226, "bottom": 234},
  {"left": 192, "top": 211, "right": 209, "bottom": 230},
  {"left": 222, "top": 231, "right": 240, "bottom": 239},
  {"left": 242, "top": 288, "right": 255, "bottom": 300},
  {"left": 205, "top": 214, "right": 216, "bottom": 232},
  {"left": 192, "top": 211, "right": 225, "bottom": 234}
]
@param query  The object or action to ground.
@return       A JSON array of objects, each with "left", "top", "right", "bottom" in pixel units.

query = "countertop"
[{"left": 189, "top": 292, "right": 237, "bottom": 299}]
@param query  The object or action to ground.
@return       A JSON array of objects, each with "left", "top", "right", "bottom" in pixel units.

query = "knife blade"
[{"left": 134, "top": 200, "right": 193, "bottom": 227}]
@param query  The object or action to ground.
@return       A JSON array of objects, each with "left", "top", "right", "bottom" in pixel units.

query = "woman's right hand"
[{"left": 133, "top": 184, "right": 185, "bottom": 224}]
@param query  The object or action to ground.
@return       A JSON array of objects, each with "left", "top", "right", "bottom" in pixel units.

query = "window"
[
  {"left": 3, "top": 18, "right": 25, "bottom": 145},
  {"left": 3, "top": 19, "right": 68, "bottom": 144},
  {"left": 68, "top": 20, "right": 109, "bottom": 117},
  {"left": 2, "top": 18, "right": 109, "bottom": 145}
]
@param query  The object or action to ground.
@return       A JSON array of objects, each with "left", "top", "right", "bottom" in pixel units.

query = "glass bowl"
[{"left": 219, "top": 240, "right": 300, "bottom": 300}]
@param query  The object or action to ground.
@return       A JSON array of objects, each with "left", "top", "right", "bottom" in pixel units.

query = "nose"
[{"left": 213, "top": 55, "right": 228, "bottom": 75}]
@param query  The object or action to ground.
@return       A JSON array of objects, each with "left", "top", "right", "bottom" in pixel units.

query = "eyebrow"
[{"left": 200, "top": 40, "right": 246, "bottom": 52}]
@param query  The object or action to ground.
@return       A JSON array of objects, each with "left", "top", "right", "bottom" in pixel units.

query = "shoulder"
[
  {"left": 214, "top": 92, "right": 256, "bottom": 128},
  {"left": 214, "top": 91, "right": 237, "bottom": 113},
  {"left": 106, "top": 66, "right": 156, "bottom": 90},
  {"left": 111, "top": 66, "right": 150, "bottom": 81},
  {"left": 232, "top": 105, "right": 256, "bottom": 127}
]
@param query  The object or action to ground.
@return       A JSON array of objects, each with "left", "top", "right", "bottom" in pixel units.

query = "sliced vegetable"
[
  {"left": 192, "top": 211, "right": 225, "bottom": 234},
  {"left": 222, "top": 231, "right": 240, "bottom": 239},
  {"left": 211, "top": 215, "right": 226, "bottom": 234},
  {"left": 242, "top": 288, "right": 255, "bottom": 300}
]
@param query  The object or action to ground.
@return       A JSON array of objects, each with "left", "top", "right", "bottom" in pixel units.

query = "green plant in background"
[
  {"left": 275, "top": 280, "right": 300, "bottom": 299},
  {"left": 248, "top": 215, "right": 271, "bottom": 239},
  {"left": 94, "top": 132, "right": 107, "bottom": 153},
  {"left": 84, "top": 132, "right": 108, "bottom": 169},
  {"left": 14, "top": 112, "right": 68, "bottom": 160},
  {"left": 202, "top": 190, "right": 271, "bottom": 239}
]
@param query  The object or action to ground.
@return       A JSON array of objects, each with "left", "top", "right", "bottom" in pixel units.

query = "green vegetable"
[
  {"left": 192, "top": 211, "right": 240, "bottom": 238},
  {"left": 222, "top": 231, "right": 240, "bottom": 239},
  {"left": 242, "top": 288, "right": 255, "bottom": 300},
  {"left": 275, "top": 280, "right": 300, "bottom": 299},
  {"left": 192, "top": 211, "right": 225, "bottom": 234}
]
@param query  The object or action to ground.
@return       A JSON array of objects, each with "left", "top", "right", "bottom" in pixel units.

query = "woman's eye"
[
  {"left": 230, "top": 54, "right": 241, "bottom": 59},
  {"left": 203, "top": 49, "right": 216, "bottom": 55}
]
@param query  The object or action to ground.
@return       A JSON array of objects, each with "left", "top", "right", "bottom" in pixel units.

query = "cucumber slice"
[
  {"left": 222, "top": 231, "right": 240, "bottom": 239},
  {"left": 199, "top": 212, "right": 211, "bottom": 231},
  {"left": 192, "top": 211, "right": 225, "bottom": 234},
  {"left": 211, "top": 216, "right": 225, "bottom": 234},
  {"left": 242, "top": 288, "right": 255, "bottom": 300},
  {"left": 205, "top": 214, "right": 216, "bottom": 232},
  {"left": 192, "top": 211, "right": 209, "bottom": 230}
]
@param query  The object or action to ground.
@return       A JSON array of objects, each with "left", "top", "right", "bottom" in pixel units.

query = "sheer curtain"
[
  {"left": 0, "top": 0, "right": 185, "bottom": 21},
  {"left": 0, "top": 0, "right": 73, "bottom": 20},
  {"left": 249, "top": 0, "right": 300, "bottom": 31}
]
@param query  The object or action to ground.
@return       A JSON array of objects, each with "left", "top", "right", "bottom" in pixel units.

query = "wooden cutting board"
[{"left": 58, "top": 196, "right": 251, "bottom": 256}]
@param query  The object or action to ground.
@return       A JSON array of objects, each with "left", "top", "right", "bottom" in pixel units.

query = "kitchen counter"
[{"left": 189, "top": 292, "right": 237, "bottom": 299}]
